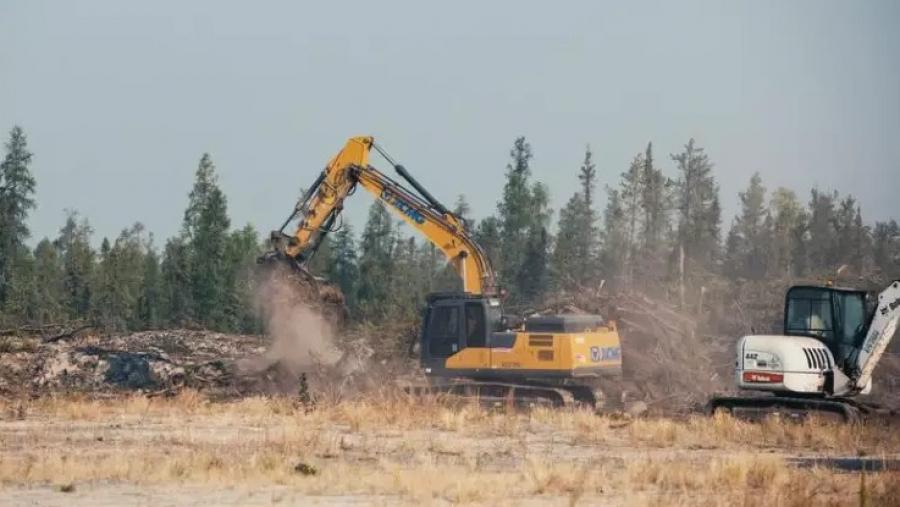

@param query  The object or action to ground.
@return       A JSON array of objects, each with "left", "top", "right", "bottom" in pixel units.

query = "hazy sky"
[{"left": 2, "top": 1, "right": 898, "bottom": 246}]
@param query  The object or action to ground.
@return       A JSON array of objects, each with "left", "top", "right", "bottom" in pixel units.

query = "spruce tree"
[
  {"left": 832, "top": 196, "right": 870, "bottom": 274},
  {"left": 639, "top": 142, "right": 669, "bottom": 257},
  {"left": 578, "top": 145, "right": 597, "bottom": 208},
  {"left": 1, "top": 246, "right": 36, "bottom": 326},
  {"left": 184, "top": 154, "right": 231, "bottom": 329},
  {"left": 517, "top": 225, "right": 549, "bottom": 305},
  {"left": 769, "top": 188, "right": 807, "bottom": 278},
  {"left": 31, "top": 239, "right": 65, "bottom": 324},
  {"left": 223, "top": 224, "right": 261, "bottom": 333},
  {"left": 0, "top": 126, "right": 36, "bottom": 307},
  {"left": 620, "top": 153, "right": 644, "bottom": 274},
  {"left": 671, "top": 139, "right": 721, "bottom": 269},
  {"left": 807, "top": 188, "right": 839, "bottom": 272},
  {"left": 551, "top": 146, "right": 599, "bottom": 291},
  {"left": 137, "top": 246, "right": 162, "bottom": 330},
  {"left": 91, "top": 224, "right": 150, "bottom": 331},
  {"left": 873, "top": 220, "right": 900, "bottom": 276},
  {"left": 551, "top": 192, "right": 589, "bottom": 290},
  {"left": 474, "top": 216, "right": 502, "bottom": 279},
  {"left": 497, "top": 137, "right": 535, "bottom": 286},
  {"left": 356, "top": 201, "right": 396, "bottom": 320},
  {"left": 600, "top": 187, "right": 628, "bottom": 284},
  {"left": 56, "top": 211, "right": 95, "bottom": 320},
  {"left": 160, "top": 237, "right": 193, "bottom": 327},
  {"left": 327, "top": 225, "right": 360, "bottom": 310},
  {"left": 727, "top": 172, "right": 769, "bottom": 279},
  {"left": 452, "top": 194, "right": 474, "bottom": 226}
]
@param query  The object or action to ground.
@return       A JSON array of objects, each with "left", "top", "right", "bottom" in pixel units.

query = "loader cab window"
[
  {"left": 833, "top": 291, "right": 867, "bottom": 348},
  {"left": 784, "top": 287, "right": 868, "bottom": 361},
  {"left": 465, "top": 302, "right": 486, "bottom": 348},
  {"left": 426, "top": 305, "right": 461, "bottom": 358},
  {"left": 785, "top": 288, "right": 834, "bottom": 341}
]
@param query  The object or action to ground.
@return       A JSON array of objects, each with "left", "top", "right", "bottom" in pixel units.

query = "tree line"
[{"left": 1, "top": 125, "right": 898, "bottom": 333}]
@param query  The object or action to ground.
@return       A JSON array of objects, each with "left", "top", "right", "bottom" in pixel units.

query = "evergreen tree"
[
  {"left": 671, "top": 139, "right": 721, "bottom": 268},
  {"left": 551, "top": 192, "right": 589, "bottom": 290},
  {"left": 184, "top": 154, "right": 231, "bottom": 329},
  {"left": 160, "top": 237, "right": 193, "bottom": 327},
  {"left": 600, "top": 187, "right": 628, "bottom": 283},
  {"left": 726, "top": 172, "right": 769, "bottom": 279},
  {"left": 56, "top": 211, "right": 95, "bottom": 320},
  {"left": 489, "top": 136, "right": 554, "bottom": 300},
  {"left": 357, "top": 201, "right": 396, "bottom": 320},
  {"left": 620, "top": 153, "right": 644, "bottom": 275},
  {"left": 31, "top": 239, "right": 65, "bottom": 324},
  {"left": 223, "top": 224, "right": 261, "bottom": 333},
  {"left": 497, "top": 137, "right": 535, "bottom": 286},
  {"left": 873, "top": 220, "right": 900, "bottom": 276},
  {"left": 1, "top": 246, "right": 35, "bottom": 325},
  {"left": 452, "top": 194, "right": 474, "bottom": 227},
  {"left": 551, "top": 146, "right": 599, "bottom": 291},
  {"left": 327, "top": 225, "right": 360, "bottom": 309},
  {"left": 831, "top": 196, "right": 870, "bottom": 275},
  {"left": 769, "top": 188, "right": 807, "bottom": 278},
  {"left": 91, "top": 238, "right": 116, "bottom": 328},
  {"left": 0, "top": 126, "right": 36, "bottom": 307},
  {"left": 807, "top": 188, "right": 839, "bottom": 272},
  {"left": 389, "top": 236, "right": 422, "bottom": 321},
  {"left": 91, "top": 224, "right": 150, "bottom": 330},
  {"left": 474, "top": 216, "right": 502, "bottom": 279},
  {"left": 639, "top": 142, "right": 669, "bottom": 256},
  {"left": 517, "top": 225, "right": 549, "bottom": 305},
  {"left": 578, "top": 145, "right": 597, "bottom": 208},
  {"left": 137, "top": 246, "right": 162, "bottom": 329}
]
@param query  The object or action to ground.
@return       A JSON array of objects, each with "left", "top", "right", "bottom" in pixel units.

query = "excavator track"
[
  {"left": 405, "top": 381, "right": 598, "bottom": 409},
  {"left": 708, "top": 395, "right": 864, "bottom": 423}
]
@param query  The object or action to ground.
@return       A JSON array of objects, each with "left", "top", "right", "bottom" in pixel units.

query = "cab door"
[
  {"left": 424, "top": 301, "right": 463, "bottom": 360},
  {"left": 462, "top": 301, "right": 490, "bottom": 369}
]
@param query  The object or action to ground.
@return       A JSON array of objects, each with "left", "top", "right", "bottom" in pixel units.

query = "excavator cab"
[
  {"left": 784, "top": 285, "right": 869, "bottom": 366},
  {"left": 420, "top": 292, "right": 504, "bottom": 363}
]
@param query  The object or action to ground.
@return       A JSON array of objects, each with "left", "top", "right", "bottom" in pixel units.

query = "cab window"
[
  {"left": 465, "top": 303, "right": 486, "bottom": 348},
  {"left": 427, "top": 306, "right": 460, "bottom": 357}
]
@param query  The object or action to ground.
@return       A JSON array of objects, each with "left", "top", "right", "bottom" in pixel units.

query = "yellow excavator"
[{"left": 262, "top": 136, "right": 622, "bottom": 406}]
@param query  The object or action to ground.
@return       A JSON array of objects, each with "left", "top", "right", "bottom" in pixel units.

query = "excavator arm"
[
  {"left": 846, "top": 280, "right": 900, "bottom": 394},
  {"left": 268, "top": 136, "right": 497, "bottom": 296}
]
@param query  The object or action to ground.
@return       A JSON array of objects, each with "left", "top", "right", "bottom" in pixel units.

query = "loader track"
[{"left": 707, "top": 395, "right": 882, "bottom": 423}]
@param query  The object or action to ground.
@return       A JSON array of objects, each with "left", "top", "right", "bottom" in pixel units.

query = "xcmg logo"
[
  {"left": 590, "top": 346, "right": 621, "bottom": 362},
  {"left": 381, "top": 189, "right": 426, "bottom": 225}
]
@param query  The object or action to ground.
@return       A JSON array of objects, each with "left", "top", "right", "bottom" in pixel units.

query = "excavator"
[
  {"left": 261, "top": 136, "right": 623, "bottom": 406},
  {"left": 710, "top": 280, "right": 900, "bottom": 421}
]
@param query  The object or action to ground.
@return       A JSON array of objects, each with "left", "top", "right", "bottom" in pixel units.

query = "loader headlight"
[{"left": 743, "top": 351, "right": 781, "bottom": 370}]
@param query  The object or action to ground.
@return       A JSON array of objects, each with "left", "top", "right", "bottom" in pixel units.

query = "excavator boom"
[{"left": 268, "top": 136, "right": 497, "bottom": 296}]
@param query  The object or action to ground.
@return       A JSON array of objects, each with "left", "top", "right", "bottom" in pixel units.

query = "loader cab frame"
[
  {"left": 784, "top": 285, "right": 869, "bottom": 363},
  {"left": 420, "top": 292, "right": 503, "bottom": 363}
]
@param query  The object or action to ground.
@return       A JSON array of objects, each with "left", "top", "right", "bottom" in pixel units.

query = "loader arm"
[
  {"left": 847, "top": 280, "right": 900, "bottom": 394},
  {"left": 269, "top": 136, "right": 497, "bottom": 296}
]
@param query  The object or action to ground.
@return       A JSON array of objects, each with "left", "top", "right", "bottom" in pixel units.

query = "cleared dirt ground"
[{"left": 1, "top": 392, "right": 898, "bottom": 506}]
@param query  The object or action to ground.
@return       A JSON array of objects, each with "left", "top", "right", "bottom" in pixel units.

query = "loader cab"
[
  {"left": 784, "top": 285, "right": 869, "bottom": 364},
  {"left": 420, "top": 292, "right": 504, "bottom": 365}
]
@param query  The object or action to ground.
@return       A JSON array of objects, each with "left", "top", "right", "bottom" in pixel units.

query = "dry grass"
[{"left": 1, "top": 392, "right": 898, "bottom": 504}]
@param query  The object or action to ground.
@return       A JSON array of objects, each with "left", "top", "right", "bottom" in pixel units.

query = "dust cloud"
[{"left": 252, "top": 272, "right": 341, "bottom": 368}]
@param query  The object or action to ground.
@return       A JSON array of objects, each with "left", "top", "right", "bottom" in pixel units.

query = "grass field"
[{"left": 1, "top": 390, "right": 898, "bottom": 506}]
